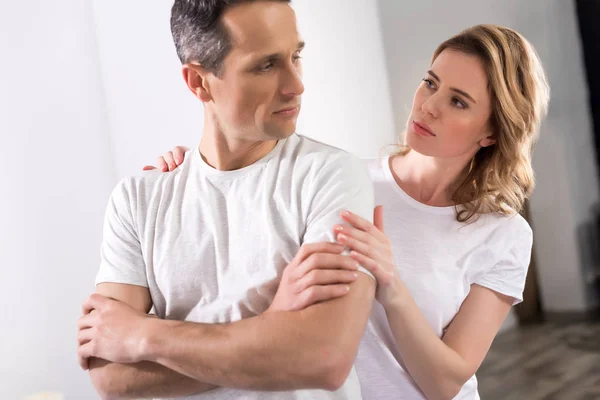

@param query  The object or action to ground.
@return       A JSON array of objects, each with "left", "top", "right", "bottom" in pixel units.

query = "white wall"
[
  {"left": 91, "top": 0, "right": 202, "bottom": 178},
  {"left": 377, "top": 0, "right": 600, "bottom": 312},
  {"left": 0, "top": 1, "right": 115, "bottom": 399},
  {"left": 0, "top": 1, "right": 395, "bottom": 398},
  {"left": 91, "top": 0, "right": 396, "bottom": 177},
  {"left": 292, "top": 0, "right": 396, "bottom": 157}
]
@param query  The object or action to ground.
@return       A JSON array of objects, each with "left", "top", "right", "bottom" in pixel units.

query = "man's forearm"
[
  {"left": 143, "top": 277, "right": 374, "bottom": 391},
  {"left": 89, "top": 357, "right": 216, "bottom": 399}
]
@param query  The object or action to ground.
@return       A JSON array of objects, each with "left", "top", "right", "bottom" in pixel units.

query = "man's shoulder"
[
  {"left": 280, "top": 135, "right": 372, "bottom": 199},
  {"left": 109, "top": 156, "right": 192, "bottom": 209},
  {"left": 291, "top": 133, "right": 354, "bottom": 156},
  {"left": 285, "top": 134, "right": 366, "bottom": 173}
]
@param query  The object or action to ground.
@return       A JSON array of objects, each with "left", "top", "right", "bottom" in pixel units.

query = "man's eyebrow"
[{"left": 255, "top": 41, "right": 306, "bottom": 63}]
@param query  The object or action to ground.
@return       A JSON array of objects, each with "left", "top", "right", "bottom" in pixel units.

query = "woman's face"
[{"left": 406, "top": 49, "right": 496, "bottom": 160}]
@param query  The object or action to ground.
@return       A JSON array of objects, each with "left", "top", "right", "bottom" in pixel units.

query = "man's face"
[{"left": 207, "top": 1, "right": 305, "bottom": 141}]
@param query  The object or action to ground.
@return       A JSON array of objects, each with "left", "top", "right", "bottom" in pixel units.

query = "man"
[{"left": 76, "top": 1, "right": 375, "bottom": 399}]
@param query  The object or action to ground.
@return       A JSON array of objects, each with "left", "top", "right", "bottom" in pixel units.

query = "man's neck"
[{"left": 198, "top": 124, "right": 278, "bottom": 171}]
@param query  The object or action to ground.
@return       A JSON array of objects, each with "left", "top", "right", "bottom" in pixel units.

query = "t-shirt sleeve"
[
  {"left": 302, "top": 154, "right": 375, "bottom": 279},
  {"left": 473, "top": 216, "right": 533, "bottom": 305},
  {"left": 95, "top": 179, "right": 148, "bottom": 288}
]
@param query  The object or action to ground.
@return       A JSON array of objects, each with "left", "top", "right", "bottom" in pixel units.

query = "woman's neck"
[{"left": 390, "top": 150, "right": 472, "bottom": 207}]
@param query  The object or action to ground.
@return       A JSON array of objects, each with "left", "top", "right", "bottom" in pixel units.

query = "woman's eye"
[
  {"left": 452, "top": 98, "right": 468, "bottom": 109},
  {"left": 422, "top": 78, "right": 435, "bottom": 89}
]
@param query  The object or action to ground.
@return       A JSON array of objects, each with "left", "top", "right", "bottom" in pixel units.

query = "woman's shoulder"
[
  {"left": 485, "top": 207, "right": 531, "bottom": 232},
  {"left": 476, "top": 210, "right": 533, "bottom": 251}
]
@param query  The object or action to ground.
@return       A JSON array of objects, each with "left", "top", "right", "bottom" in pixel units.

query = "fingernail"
[
  {"left": 339, "top": 234, "right": 347, "bottom": 240},
  {"left": 342, "top": 211, "right": 351, "bottom": 217},
  {"left": 352, "top": 273, "right": 358, "bottom": 278}
]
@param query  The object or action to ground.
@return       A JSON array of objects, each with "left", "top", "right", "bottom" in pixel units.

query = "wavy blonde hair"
[{"left": 398, "top": 25, "right": 550, "bottom": 222}]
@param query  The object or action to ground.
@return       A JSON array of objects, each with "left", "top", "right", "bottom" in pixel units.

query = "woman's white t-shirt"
[{"left": 355, "top": 157, "right": 533, "bottom": 400}]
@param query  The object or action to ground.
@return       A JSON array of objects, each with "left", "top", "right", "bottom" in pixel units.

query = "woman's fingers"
[
  {"left": 373, "top": 205, "right": 385, "bottom": 232},
  {"left": 348, "top": 250, "right": 382, "bottom": 278},
  {"left": 333, "top": 223, "right": 371, "bottom": 245},
  {"left": 173, "top": 146, "right": 189, "bottom": 165},
  {"left": 162, "top": 151, "right": 177, "bottom": 171},
  {"left": 156, "top": 156, "right": 169, "bottom": 172},
  {"left": 341, "top": 210, "right": 388, "bottom": 243},
  {"left": 350, "top": 250, "right": 396, "bottom": 286},
  {"left": 337, "top": 232, "right": 373, "bottom": 259}
]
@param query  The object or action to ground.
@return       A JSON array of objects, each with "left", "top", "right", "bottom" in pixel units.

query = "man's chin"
[
  {"left": 267, "top": 125, "right": 297, "bottom": 140},
  {"left": 279, "top": 129, "right": 297, "bottom": 139}
]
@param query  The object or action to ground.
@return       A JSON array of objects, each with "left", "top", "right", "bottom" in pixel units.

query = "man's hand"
[
  {"left": 77, "top": 294, "right": 152, "bottom": 369},
  {"left": 267, "top": 242, "right": 360, "bottom": 312}
]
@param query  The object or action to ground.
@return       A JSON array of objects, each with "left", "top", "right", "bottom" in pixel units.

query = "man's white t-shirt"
[
  {"left": 355, "top": 157, "right": 532, "bottom": 400},
  {"left": 96, "top": 134, "right": 375, "bottom": 400}
]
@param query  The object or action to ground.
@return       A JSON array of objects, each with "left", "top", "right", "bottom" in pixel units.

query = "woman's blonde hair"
[{"left": 398, "top": 24, "right": 550, "bottom": 222}]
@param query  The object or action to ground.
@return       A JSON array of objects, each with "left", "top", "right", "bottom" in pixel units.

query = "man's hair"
[{"left": 170, "top": 0, "right": 291, "bottom": 76}]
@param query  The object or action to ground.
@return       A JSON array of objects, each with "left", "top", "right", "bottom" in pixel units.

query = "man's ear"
[{"left": 182, "top": 63, "right": 213, "bottom": 102}]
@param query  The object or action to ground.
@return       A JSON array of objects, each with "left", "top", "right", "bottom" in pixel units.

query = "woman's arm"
[
  {"left": 384, "top": 284, "right": 512, "bottom": 400},
  {"left": 338, "top": 208, "right": 515, "bottom": 400}
]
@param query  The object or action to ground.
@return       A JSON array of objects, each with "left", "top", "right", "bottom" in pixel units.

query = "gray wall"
[{"left": 377, "top": 0, "right": 600, "bottom": 312}]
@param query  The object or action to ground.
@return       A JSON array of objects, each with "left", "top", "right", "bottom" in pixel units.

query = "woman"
[{"left": 146, "top": 24, "right": 549, "bottom": 399}]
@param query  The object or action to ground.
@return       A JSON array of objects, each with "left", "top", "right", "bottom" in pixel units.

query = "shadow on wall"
[{"left": 578, "top": 204, "right": 600, "bottom": 306}]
